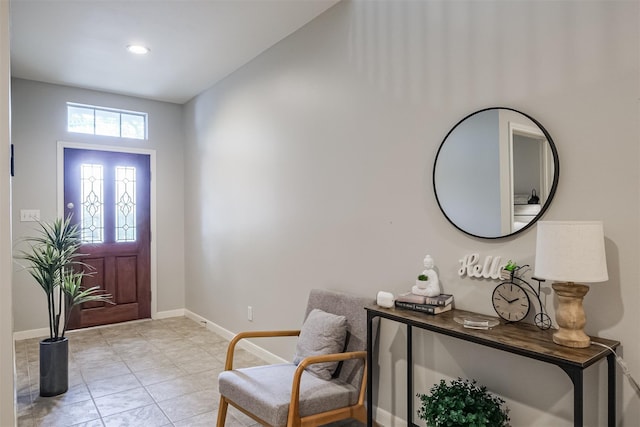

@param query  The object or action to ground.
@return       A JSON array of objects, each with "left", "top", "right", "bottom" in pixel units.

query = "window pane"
[
  {"left": 67, "top": 103, "right": 148, "bottom": 140},
  {"left": 80, "top": 164, "right": 104, "bottom": 243},
  {"left": 115, "top": 166, "right": 137, "bottom": 242},
  {"left": 68, "top": 106, "right": 94, "bottom": 134},
  {"left": 121, "top": 113, "right": 146, "bottom": 139},
  {"left": 95, "top": 109, "right": 120, "bottom": 137}
]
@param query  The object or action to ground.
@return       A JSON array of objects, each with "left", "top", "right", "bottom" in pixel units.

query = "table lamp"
[{"left": 534, "top": 221, "right": 608, "bottom": 348}]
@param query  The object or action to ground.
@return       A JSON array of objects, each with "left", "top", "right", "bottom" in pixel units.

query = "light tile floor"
[{"left": 15, "top": 317, "right": 360, "bottom": 427}]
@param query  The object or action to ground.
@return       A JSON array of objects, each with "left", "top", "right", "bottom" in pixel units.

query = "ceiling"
[{"left": 9, "top": 0, "right": 339, "bottom": 104}]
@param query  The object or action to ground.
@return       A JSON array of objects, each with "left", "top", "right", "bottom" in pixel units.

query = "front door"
[{"left": 63, "top": 147, "right": 151, "bottom": 329}]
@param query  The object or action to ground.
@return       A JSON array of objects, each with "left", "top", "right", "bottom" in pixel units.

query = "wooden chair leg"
[
  {"left": 352, "top": 405, "right": 366, "bottom": 423},
  {"left": 217, "top": 396, "right": 229, "bottom": 427}
]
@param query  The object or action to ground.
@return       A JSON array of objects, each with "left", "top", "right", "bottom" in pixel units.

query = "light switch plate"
[{"left": 20, "top": 209, "right": 40, "bottom": 222}]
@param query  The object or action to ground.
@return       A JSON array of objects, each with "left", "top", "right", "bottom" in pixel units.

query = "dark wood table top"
[{"left": 366, "top": 305, "right": 620, "bottom": 369}]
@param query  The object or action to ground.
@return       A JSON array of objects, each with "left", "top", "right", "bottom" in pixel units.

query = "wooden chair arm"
[
  {"left": 288, "top": 351, "right": 368, "bottom": 423},
  {"left": 296, "top": 350, "right": 367, "bottom": 369},
  {"left": 224, "top": 330, "right": 301, "bottom": 370}
]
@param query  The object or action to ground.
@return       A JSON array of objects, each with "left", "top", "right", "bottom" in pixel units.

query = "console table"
[{"left": 365, "top": 305, "right": 620, "bottom": 427}]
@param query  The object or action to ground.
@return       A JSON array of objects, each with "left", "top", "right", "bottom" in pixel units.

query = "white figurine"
[{"left": 412, "top": 255, "right": 441, "bottom": 297}]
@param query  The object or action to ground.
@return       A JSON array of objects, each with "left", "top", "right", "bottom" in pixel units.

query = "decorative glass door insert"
[
  {"left": 80, "top": 164, "right": 104, "bottom": 243},
  {"left": 115, "top": 166, "right": 136, "bottom": 242}
]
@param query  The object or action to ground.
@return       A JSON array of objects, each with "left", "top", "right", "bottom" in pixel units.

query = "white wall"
[
  {"left": 0, "top": 1, "right": 15, "bottom": 425},
  {"left": 11, "top": 79, "right": 186, "bottom": 332},
  {"left": 183, "top": 1, "right": 639, "bottom": 426}
]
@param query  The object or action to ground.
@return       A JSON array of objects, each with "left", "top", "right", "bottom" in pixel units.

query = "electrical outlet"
[
  {"left": 20, "top": 209, "right": 40, "bottom": 222},
  {"left": 248, "top": 306, "right": 253, "bottom": 321}
]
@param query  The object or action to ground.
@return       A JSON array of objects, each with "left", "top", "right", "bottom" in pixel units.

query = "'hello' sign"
[{"left": 458, "top": 253, "right": 506, "bottom": 280}]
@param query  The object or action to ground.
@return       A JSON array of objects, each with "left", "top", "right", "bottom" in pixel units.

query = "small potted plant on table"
[
  {"left": 417, "top": 378, "right": 510, "bottom": 427},
  {"left": 18, "top": 216, "right": 112, "bottom": 396}
]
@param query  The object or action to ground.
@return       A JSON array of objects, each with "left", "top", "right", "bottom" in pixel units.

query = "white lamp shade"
[{"left": 534, "top": 221, "right": 609, "bottom": 283}]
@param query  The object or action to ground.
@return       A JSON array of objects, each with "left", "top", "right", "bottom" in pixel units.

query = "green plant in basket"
[
  {"left": 417, "top": 378, "right": 510, "bottom": 427},
  {"left": 504, "top": 260, "right": 518, "bottom": 272}
]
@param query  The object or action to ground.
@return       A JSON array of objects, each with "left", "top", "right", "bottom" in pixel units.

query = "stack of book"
[{"left": 394, "top": 292, "right": 454, "bottom": 315}]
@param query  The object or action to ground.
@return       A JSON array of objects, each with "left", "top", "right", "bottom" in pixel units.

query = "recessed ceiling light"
[{"left": 127, "top": 45, "right": 150, "bottom": 55}]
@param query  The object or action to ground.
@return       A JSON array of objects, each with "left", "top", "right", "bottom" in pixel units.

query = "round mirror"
[{"left": 433, "top": 107, "right": 559, "bottom": 239}]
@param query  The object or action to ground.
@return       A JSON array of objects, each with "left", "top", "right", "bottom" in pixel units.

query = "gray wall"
[
  {"left": 183, "top": 1, "right": 639, "bottom": 426},
  {"left": 1, "top": 2, "right": 14, "bottom": 425},
  {"left": 11, "top": 79, "right": 186, "bottom": 331}
]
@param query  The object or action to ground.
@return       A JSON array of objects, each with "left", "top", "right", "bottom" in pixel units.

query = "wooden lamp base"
[{"left": 552, "top": 282, "right": 591, "bottom": 348}]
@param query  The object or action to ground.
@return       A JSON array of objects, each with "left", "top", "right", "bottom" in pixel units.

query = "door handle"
[{"left": 66, "top": 202, "right": 74, "bottom": 209}]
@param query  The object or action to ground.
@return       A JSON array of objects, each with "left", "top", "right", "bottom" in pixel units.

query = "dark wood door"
[{"left": 63, "top": 148, "right": 151, "bottom": 329}]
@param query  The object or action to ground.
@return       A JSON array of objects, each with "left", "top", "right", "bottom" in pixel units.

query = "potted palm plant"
[{"left": 18, "top": 216, "right": 112, "bottom": 396}]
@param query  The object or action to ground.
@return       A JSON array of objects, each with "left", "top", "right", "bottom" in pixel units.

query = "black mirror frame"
[{"left": 433, "top": 107, "right": 560, "bottom": 239}]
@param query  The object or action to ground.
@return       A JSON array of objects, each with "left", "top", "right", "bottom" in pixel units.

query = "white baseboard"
[
  {"left": 13, "top": 328, "right": 49, "bottom": 341},
  {"left": 154, "top": 308, "right": 185, "bottom": 319},
  {"left": 374, "top": 406, "right": 407, "bottom": 427},
  {"left": 184, "top": 309, "right": 287, "bottom": 365},
  {"left": 12, "top": 309, "right": 185, "bottom": 341},
  {"left": 13, "top": 317, "right": 157, "bottom": 341}
]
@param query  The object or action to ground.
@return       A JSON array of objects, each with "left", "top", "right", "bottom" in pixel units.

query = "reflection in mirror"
[{"left": 433, "top": 108, "right": 559, "bottom": 239}]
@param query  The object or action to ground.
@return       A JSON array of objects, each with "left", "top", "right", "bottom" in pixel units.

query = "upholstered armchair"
[{"left": 217, "top": 289, "right": 372, "bottom": 427}]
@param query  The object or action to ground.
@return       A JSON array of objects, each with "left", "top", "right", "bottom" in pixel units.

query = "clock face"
[{"left": 492, "top": 282, "right": 530, "bottom": 322}]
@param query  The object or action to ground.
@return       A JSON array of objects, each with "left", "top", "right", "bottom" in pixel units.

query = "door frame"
[{"left": 56, "top": 141, "right": 158, "bottom": 320}]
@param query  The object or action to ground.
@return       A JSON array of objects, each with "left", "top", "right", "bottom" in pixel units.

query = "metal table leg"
[
  {"left": 607, "top": 353, "right": 616, "bottom": 427},
  {"left": 559, "top": 365, "right": 583, "bottom": 427},
  {"left": 407, "top": 324, "right": 412, "bottom": 426},
  {"left": 367, "top": 311, "right": 374, "bottom": 427}
]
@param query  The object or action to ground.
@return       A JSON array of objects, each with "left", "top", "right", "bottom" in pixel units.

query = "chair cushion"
[
  {"left": 293, "top": 308, "right": 347, "bottom": 380},
  {"left": 218, "top": 363, "right": 358, "bottom": 427}
]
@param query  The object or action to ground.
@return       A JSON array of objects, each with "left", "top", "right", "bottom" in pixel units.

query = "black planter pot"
[{"left": 39, "top": 337, "right": 68, "bottom": 397}]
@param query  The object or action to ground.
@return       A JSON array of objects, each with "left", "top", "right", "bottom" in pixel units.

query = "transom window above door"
[{"left": 67, "top": 102, "right": 147, "bottom": 140}]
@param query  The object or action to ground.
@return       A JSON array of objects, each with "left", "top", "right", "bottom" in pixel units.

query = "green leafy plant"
[
  {"left": 418, "top": 274, "right": 429, "bottom": 281},
  {"left": 417, "top": 378, "right": 510, "bottom": 427},
  {"left": 18, "top": 216, "right": 113, "bottom": 341},
  {"left": 504, "top": 260, "right": 518, "bottom": 272}
]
